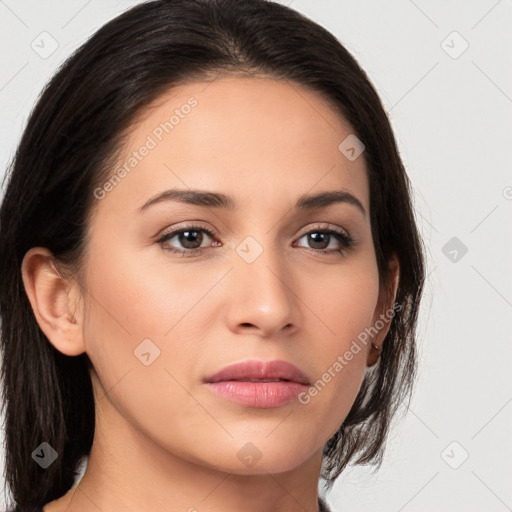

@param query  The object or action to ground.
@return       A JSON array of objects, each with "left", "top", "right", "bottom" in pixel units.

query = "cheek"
[
  {"left": 80, "top": 246, "right": 210, "bottom": 458},
  {"left": 81, "top": 239, "right": 180, "bottom": 343},
  {"left": 307, "top": 252, "right": 380, "bottom": 345},
  {"left": 296, "top": 256, "right": 380, "bottom": 431},
  {"left": 80, "top": 234, "right": 216, "bottom": 398}
]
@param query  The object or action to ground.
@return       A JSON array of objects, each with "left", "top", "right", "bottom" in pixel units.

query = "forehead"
[{"left": 96, "top": 75, "right": 369, "bottom": 218}]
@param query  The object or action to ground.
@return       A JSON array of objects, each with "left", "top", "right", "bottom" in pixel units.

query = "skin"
[{"left": 22, "top": 75, "right": 399, "bottom": 512}]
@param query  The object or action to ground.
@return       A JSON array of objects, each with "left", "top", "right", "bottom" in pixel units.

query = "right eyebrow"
[{"left": 137, "top": 188, "right": 236, "bottom": 213}]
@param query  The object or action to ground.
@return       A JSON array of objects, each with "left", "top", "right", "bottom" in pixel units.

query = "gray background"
[{"left": 1, "top": 1, "right": 511, "bottom": 510}]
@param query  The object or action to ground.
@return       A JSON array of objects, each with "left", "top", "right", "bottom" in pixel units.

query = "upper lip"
[{"left": 204, "top": 359, "right": 310, "bottom": 385}]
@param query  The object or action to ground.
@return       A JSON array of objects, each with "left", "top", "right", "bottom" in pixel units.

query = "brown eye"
[
  {"left": 157, "top": 225, "right": 217, "bottom": 256},
  {"left": 294, "top": 226, "right": 355, "bottom": 256},
  {"left": 172, "top": 229, "right": 204, "bottom": 249}
]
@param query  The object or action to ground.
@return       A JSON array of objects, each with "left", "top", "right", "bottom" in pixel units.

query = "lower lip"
[{"left": 205, "top": 381, "right": 309, "bottom": 408}]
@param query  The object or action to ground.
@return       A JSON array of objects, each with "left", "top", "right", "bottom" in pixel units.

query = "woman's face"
[{"left": 79, "top": 76, "right": 388, "bottom": 475}]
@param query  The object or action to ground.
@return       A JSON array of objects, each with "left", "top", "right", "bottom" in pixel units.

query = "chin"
[{"left": 197, "top": 441, "right": 316, "bottom": 476}]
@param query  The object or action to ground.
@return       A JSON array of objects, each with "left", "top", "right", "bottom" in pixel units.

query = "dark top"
[
  {"left": 10, "top": 496, "right": 332, "bottom": 511},
  {"left": 319, "top": 496, "right": 332, "bottom": 511}
]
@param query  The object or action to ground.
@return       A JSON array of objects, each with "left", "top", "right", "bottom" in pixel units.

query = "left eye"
[{"left": 294, "top": 229, "right": 352, "bottom": 252}]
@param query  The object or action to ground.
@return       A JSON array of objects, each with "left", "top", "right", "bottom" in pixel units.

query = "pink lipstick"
[{"left": 203, "top": 359, "right": 310, "bottom": 408}]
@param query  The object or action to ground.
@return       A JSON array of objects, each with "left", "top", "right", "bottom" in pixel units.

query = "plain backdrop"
[{"left": 0, "top": 1, "right": 511, "bottom": 511}]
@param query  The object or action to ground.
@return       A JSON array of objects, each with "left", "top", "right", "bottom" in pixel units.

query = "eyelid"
[
  {"left": 156, "top": 221, "right": 217, "bottom": 239},
  {"left": 296, "top": 222, "right": 350, "bottom": 238}
]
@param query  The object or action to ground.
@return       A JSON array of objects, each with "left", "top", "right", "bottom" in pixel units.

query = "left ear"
[{"left": 366, "top": 253, "right": 400, "bottom": 367}]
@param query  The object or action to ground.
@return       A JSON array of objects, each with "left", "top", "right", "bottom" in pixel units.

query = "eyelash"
[{"left": 156, "top": 223, "right": 355, "bottom": 258}]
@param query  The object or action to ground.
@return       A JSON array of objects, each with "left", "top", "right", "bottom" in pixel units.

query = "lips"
[{"left": 204, "top": 359, "right": 310, "bottom": 385}]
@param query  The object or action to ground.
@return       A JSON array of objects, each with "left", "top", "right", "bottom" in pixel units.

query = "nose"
[{"left": 224, "top": 239, "right": 302, "bottom": 338}]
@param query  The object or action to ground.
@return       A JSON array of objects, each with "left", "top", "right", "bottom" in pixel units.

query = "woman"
[{"left": 0, "top": 1, "right": 426, "bottom": 511}]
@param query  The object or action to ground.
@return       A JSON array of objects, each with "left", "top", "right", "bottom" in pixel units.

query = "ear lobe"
[
  {"left": 21, "top": 247, "right": 86, "bottom": 356},
  {"left": 366, "top": 253, "right": 400, "bottom": 367}
]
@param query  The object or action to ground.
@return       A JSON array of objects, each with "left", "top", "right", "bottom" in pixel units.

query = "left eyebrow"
[
  {"left": 137, "top": 188, "right": 366, "bottom": 217},
  {"left": 296, "top": 190, "right": 366, "bottom": 217}
]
